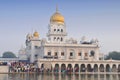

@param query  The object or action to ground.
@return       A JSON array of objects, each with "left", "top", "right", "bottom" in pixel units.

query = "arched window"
[
  {"left": 70, "top": 52, "right": 73, "bottom": 56},
  {"left": 85, "top": 53, "right": 88, "bottom": 57},
  {"left": 57, "top": 29, "right": 60, "bottom": 32},
  {"left": 54, "top": 52, "right": 58, "bottom": 56},
  {"left": 57, "top": 37, "right": 60, "bottom": 41},
  {"left": 78, "top": 52, "right": 81, "bottom": 56},
  {"left": 48, "top": 52, "right": 51, "bottom": 56},
  {"left": 61, "top": 37, "right": 63, "bottom": 41},
  {"left": 61, "top": 29, "right": 63, "bottom": 32},
  {"left": 54, "top": 29, "right": 56, "bottom": 31},
  {"left": 54, "top": 37, "right": 56, "bottom": 40},
  {"left": 61, "top": 52, "right": 64, "bottom": 56},
  {"left": 90, "top": 51, "right": 95, "bottom": 56}
]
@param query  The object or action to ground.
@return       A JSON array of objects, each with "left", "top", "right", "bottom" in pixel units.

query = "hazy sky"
[{"left": 0, "top": 0, "right": 120, "bottom": 56}]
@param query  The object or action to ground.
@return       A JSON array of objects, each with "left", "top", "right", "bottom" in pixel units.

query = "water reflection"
[{"left": 0, "top": 73, "right": 119, "bottom": 80}]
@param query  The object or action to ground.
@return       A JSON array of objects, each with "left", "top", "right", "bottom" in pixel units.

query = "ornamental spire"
[{"left": 56, "top": 5, "right": 58, "bottom": 12}]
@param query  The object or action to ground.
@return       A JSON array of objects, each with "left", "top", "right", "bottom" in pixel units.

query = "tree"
[
  {"left": 105, "top": 51, "right": 120, "bottom": 60},
  {"left": 2, "top": 51, "right": 16, "bottom": 58}
]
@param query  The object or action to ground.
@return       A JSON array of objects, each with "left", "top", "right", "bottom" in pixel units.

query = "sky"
[{"left": 0, "top": 0, "right": 120, "bottom": 56}]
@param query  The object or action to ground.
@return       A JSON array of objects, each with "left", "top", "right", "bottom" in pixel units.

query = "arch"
[
  {"left": 69, "top": 49, "right": 75, "bottom": 59},
  {"left": 54, "top": 64, "right": 59, "bottom": 72},
  {"left": 54, "top": 37, "right": 56, "bottom": 41},
  {"left": 61, "top": 64, "right": 66, "bottom": 72},
  {"left": 54, "top": 51, "right": 58, "bottom": 59},
  {"left": 78, "top": 52, "right": 82, "bottom": 56},
  {"left": 61, "top": 29, "right": 63, "bottom": 32},
  {"left": 41, "top": 63, "right": 44, "bottom": 72},
  {"left": 61, "top": 52, "right": 64, "bottom": 56},
  {"left": 118, "top": 64, "right": 120, "bottom": 72},
  {"left": 44, "top": 63, "right": 52, "bottom": 72},
  {"left": 84, "top": 53, "right": 88, "bottom": 60},
  {"left": 70, "top": 52, "right": 73, "bottom": 56},
  {"left": 99, "top": 64, "right": 104, "bottom": 72},
  {"left": 61, "top": 37, "right": 63, "bottom": 41},
  {"left": 85, "top": 53, "right": 88, "bottom": 56},
  {"left": 41, "top": 63, "right": 44, "bottom": 68},
  {"left": 112, "top": 64, "right": 117, "bottom": 72},
  {"left": 94, "top": 64, "right": 98, "bottom": 72},
  {"left": 57, "top": 37, "right": 60, "bottom": 41},
  {"left": 87, "top": 64, "right": 92, "bottom": 72},
  {"left": 80, "top": 64, "right": 86, "bottom": 72},
  {"left": 54, "top": 29, "right": 56, "bottom": 31},
  {"left": 47, "top": 50, "right": 51, "bottom": 56},
  {"left": 54, "top": 52, "right": 58, "bottom": 56},
  {"left": 106, "top": 64, "right": 111, "bottom": 72},
  {"left": 67, "top": 64, "right": 73, "bottom": 73},
  {"left": 90, "top": 50, "right": 95, "bottom": 56},
  {"left": 74, "top": 64, "right": 79, "bottom": 72},
  {"left": 57, "top": 29, "right": 60, "bottom": 32}
]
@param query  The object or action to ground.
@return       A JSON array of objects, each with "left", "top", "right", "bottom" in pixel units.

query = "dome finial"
[{"left": 56, "top": 4, "right": 58, "bottom": 12}]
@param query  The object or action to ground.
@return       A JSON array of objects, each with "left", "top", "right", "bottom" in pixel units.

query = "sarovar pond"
[{"left": 0, "top": 73, "right": 120, "bottom": 80}]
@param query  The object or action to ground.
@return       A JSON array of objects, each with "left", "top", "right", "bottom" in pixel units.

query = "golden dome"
[
  {"left": 50, "top": 7, "right": 64, "bottom": 24},
  {"left": 33, "top": 31, "right": 39, "bottom": 37}
]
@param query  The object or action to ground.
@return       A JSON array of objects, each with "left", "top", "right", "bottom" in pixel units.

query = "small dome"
[
  {"left": 33, "top": 31, "right": 39, "bottom": 37},
  {"left": 26, "top": 33, "right": 32, "bottom": 39},
  {"left": 81, "top": 36, "right": 88, "bottom": 42},
  {"left": 91, "top": 38, "right": 96, "bottom": 43},
  {"left": 95, "top": 38, "right": 99, "bottom": 43},
  {"left": 90, "top": 38, "right": 99, "bottom": 44}
]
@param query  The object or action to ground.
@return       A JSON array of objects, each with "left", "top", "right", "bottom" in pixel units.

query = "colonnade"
[{"left": 38, "top": 62, "right": 120, "bottom": 73}]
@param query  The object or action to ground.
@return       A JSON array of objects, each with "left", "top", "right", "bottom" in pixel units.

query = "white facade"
[
  {"left": 24, "top": 8, "right": 100, "bottom": 63},
  {"left": 17, "top": 7, "right": 120, "bottom": 73}
]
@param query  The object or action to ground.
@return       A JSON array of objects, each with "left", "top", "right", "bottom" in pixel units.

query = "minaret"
[{"left": 47, "top": 6, "right": 67, "bottom": 43}]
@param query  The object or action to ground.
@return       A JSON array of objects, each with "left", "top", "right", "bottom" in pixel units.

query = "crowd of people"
[
  {"left": 9, "top": 62, "right": 38, "bottom": 72},
  {"left": 8, "top": 62, "right": 79, "bottom": 73}
]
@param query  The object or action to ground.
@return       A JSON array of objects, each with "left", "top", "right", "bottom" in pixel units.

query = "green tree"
[
  {"left": 2, "top": 51, "right": 16, "bottom": 58},
  {"left": 105, "top": 51, "right": 120, "bottom": 60}
]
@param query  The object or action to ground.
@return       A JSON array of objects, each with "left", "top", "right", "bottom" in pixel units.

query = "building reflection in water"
[{"left": 0, "top": 73, "right": 119, "bottom": 80}]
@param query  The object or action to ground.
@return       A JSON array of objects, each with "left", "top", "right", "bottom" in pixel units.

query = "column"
[
  {"left": 82, "top": 50, "right": 85, "bottom": 60},
  {"left": 59, "top": 63, "right": 61, "bottom": 73},
  {"left": 79, "top": 64, "right": 81, "bottom": 73},
  {"left": 59, "top": 67, "right": 61, "bottom": 73},
  {"left": 52, "top": 64, "right": 55, "bottom": 73},
  {"left": 95, "top": 49, "right": 99, "bottom": 60},
  {"left": 104, "top": 67, "right": 106, "bottom": 73},
  {"left": 72, "top": 64, "right": 75, "bottom": 74},
  {"left": 30, "top": 43, "right": 35, "bottom": 63}
]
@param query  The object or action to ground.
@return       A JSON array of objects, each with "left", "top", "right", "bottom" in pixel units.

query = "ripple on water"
[{"left": 0, "top": 73, "right": 119, "bottom": 80}]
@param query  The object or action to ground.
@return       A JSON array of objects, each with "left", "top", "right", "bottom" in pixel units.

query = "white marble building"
[
  {"left": 22, "top": 7, "right": 120, "bottom": 73},
  {"left": 25, "top": 7, "right": 100, "bottom": 62}
]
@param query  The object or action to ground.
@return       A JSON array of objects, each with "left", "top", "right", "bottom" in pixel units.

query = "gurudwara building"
[{"left": 19, "top": 7, "right": 120, "bottom": 73}]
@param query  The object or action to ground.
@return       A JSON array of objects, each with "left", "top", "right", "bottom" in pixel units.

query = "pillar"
[
  {"left": 82, "top": 50, "right": 85, "bottom": 60},
  {"left": 52, "top": 63, "right": 55, "bottom": 72},
  {"left": 30, "top": 43, "right": 35, "bottom": 63},
  {"left": 72, "top": 64, "right": 75, "bottom": 73},
  {"left": 79, "top": 64, "right": 81, "bottom": 73},
  {"left": 59, "top": 63, "right": 61, "bottom": 73}
]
